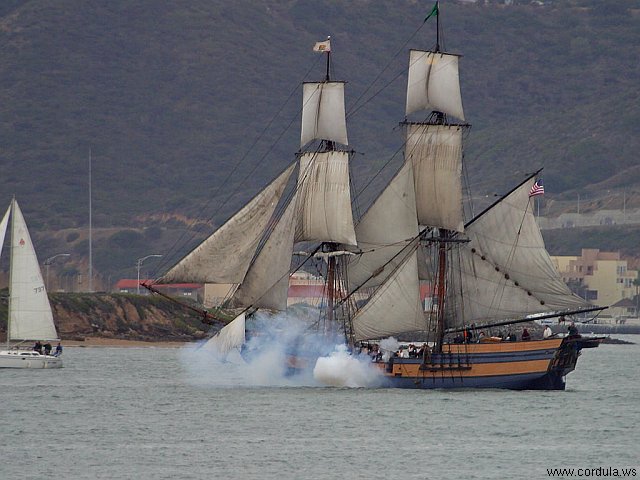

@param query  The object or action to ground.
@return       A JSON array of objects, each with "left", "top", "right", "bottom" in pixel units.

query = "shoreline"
[{"left": 63, "top": 338, "right": 194, "bottom": 348}]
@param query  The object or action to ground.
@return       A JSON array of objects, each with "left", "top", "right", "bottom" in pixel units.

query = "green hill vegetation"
[{"left": 0, "top": 0, "right": 638, "bottom": 281}]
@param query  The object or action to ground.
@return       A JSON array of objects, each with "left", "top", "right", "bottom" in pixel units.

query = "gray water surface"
[{"left": 1, "top": 337, "right": 638, "bottom": 480}]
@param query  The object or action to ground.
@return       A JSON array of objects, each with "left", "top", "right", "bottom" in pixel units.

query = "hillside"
[
  {"left": 0, "top": 290, "right": 211, "bottom": 341},
  {"left": 0, "top": 0, "right": 638, "bottom": 280}
]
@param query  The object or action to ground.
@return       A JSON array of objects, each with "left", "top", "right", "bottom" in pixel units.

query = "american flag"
[{"left": 529, "top": 179, "right": 544, "bottom": 197}]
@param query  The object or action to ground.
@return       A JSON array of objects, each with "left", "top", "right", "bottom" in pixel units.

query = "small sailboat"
[
  {"left": 0, "top": 198, "right": 63, "bottom": 369},
  {"left": 148, "top": 4, "right": 604, "bottom": 389}
]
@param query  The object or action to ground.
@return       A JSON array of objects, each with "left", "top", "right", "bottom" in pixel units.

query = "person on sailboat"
[
  {"left": 34, "top": 341, "right": 43, "bottom": 354},
  {"left": 54, "top": 343, "right": 63, "bottom": 356},
  {"left": 44, "top": 343, "right": 52, "bottom": 355},
  {"left": 521, "top": 328, "right": 531, "bottom": 341},
  {"left": 543, "top": 325, "right": 553, "bottom": 339}
]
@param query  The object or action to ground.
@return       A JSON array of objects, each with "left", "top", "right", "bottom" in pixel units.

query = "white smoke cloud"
[
  {"left": 179, "top": 308, "right": 384, "bottom": 388},
  {"left": 313, "top": 344, "right": 384, "bottom": 388}
]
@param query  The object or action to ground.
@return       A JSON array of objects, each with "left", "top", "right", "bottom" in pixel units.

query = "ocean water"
[{"left": 0, "top": 336, "right": 638, "bottom": 480}]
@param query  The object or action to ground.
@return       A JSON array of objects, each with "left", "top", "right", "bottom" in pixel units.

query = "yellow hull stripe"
[
  {"left": 441, "top": 338, "right": 563, "bottom": 355},
  {"left": 379, "top": 358, "right": 552, "bottom": 379}
]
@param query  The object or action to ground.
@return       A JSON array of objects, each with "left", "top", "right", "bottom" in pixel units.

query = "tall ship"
[{"left": 149, "top": 4, "right": 604, "bottom": 390}]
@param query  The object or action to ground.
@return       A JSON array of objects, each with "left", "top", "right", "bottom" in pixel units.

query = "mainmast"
[{"left": 405, "top": 1, "right": 467, "bottom": 352}]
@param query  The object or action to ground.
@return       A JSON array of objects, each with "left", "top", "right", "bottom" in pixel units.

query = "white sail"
[
  {"left": 406, "top": 49, "right": 465, "bottom": 120},
  {"left": 162, "top": 164, "right": 295, "bottom": 284},
  {"left": 406, "top": 123, "right": 464, "bottom": 232},
  {"left": 295, "top": 151, "right": 357, "bottom": 246},
  {"left": 202, "top": 313, "right": 246, "bottom": 359},
  {"left": 230, "top": 193, "right": 298, "bottom": 310},
  {"left": 447, "top": 178, "right": 589, "bottom": 328},
  {"left": 352, "top": 248, "right": 425, "bottom": 341},
  {"left": 8, "top": 200, "right": 58, "bottom": 341},
  {"left": 301, "top": 81, "right": 348, "bottom": 147},
  {"left": 348, "top": 162, "right": 419, "bottom": 289},
  {"left": 0, "top": 204, "right": 9, "bottom": 258}
]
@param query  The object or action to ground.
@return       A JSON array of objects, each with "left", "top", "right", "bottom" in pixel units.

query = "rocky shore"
[{"left": 0, "top": 291, "right": 212, "bottom": 344}]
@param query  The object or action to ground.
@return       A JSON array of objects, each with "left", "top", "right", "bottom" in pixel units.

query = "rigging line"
[
  {"left": 347, "top": 66, "right": 408, "bottom": 120},
  {"left": 336, "top": 233, "right": 422, "bottom": 310},
  {"left": 346, "top": 19, "right": 427, "bottom": 118},
  {"left": 484, "top": 184, "right": 534, "bottom": 319},
  {"left": 244, "top": 144, "right": 325, "bottom": 267},
  {"left": 351, "top": 141, "right": 404, "bottom": 205},
  {"left": 444, "top": 306, "right": 608, "bottom": 334},
  {"left": 218, "top": 243, "right": 325, "bottom": 327},
  {"left": 351, "top": 112, "right": 443, "bottom": 212},
  {"left": 151, "top": 55, "right": 323, "bottom": 278}
]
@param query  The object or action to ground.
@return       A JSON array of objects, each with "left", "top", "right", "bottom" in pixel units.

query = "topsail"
[
  {"left": 301, "top": 81, "right": 348, "bottom": 147},
  {"left": 406, "top": 49, "right": 465, "bottom": 120}
]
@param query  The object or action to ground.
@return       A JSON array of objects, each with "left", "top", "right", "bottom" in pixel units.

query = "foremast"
[
  {"left": 300, "top": 37, "right": 357, "bottom": 341},
  {"left": 155, "top": 37, "right": 357, "bottom": 343}
]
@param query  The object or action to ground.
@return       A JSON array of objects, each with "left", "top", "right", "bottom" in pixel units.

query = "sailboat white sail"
[{"left": 0, "top": 198, "right": 62, "bottom": 369}]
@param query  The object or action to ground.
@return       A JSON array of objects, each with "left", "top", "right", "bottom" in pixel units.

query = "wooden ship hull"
[{"left": 375, "top": 337, "right": 603, "bottom": 390}]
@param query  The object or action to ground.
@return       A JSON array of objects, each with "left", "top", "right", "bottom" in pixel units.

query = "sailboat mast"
[{"left": 6, "top": 198, "right": 14, "bottom": 348}]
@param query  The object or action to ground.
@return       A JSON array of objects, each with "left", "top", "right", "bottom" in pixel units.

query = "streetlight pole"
[
  {"left": 136, "top": 254, "right": 163, "bottom": 295},
  {"left": 44, "top": 253, "right": 71, "bottom": 291}
]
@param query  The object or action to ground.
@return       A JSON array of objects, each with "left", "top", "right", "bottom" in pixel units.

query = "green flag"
[{"left": 424, "top": 2, "right": 438, "bottom": 22}]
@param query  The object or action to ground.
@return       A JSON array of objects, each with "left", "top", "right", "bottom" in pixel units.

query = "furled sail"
[
  {"left": 405, "top": 123, "right": 464, "bottom": 232},
  {"left": 8, "top": 200, "right": 58, "bottom": 341},
  {"left": 229, "top": 193, "right": 299, "bottom": 310},
  {"left": 348, "top": 162, "right": 419, "bottom": 289},
  {"left": 295, "top": 151, "right": 357, "bottom": 246},
  {"left": 301, "top": 81, "right": 348, "bottom": 147},
  {"left": 202, "top": 313, "right": 246, "bottom": 359},
  {"left": 406, "top": 49, "right": 465, "bottom": 121},
  {"left": 446, "top": 178, "right": 589, "bottom": 329},
  {"left": 162, "top": 164, "right": 295, "bottom": 284},
  {"left": 352, "top": 246, "right": 426, "bottom": 341}
]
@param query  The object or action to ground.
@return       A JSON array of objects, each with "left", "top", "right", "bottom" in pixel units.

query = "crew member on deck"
[
  {"left": 543, "top": 325, "right": 553, "bottom": 339},
  {"left": 567, "top": 322, "right": 580, "bottom": 337},
  {"left": 521, "top": 328, "right": 531, "bottom": 341}
]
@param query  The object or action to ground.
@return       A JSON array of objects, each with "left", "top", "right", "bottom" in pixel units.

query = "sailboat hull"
[
  {"left": 374, "top": 338, "right": 598, "bottom": 391},
  {"left": 0, "top": 351, "right": 63, "bottom": 369}
]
